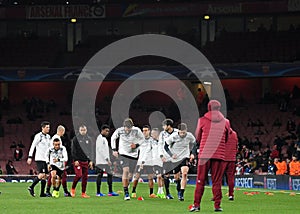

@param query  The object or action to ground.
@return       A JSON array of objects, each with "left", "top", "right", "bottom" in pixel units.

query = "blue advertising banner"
[{"left": 0, "top": 63, "right": 299, "bottom": 82}]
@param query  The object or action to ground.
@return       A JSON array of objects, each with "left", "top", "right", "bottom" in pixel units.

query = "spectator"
[
  {"left": 14, "top": 145, "right": 23, "bottom": 161},
  {"left": 0, "top": 165, "right": 3, "bottom": 174},
  {"left": 274, "top": 158, "right": 287, "bottom": 175},
  {"left": 18, "top": 141, "right": 25, "bottom": 148},
  {"left": 235, "top": 163, "right": 244, "bottom": 175},
  {"left": 289, "top": 154, "right": 300, "bottom": 176},
  {"left": 6, "top": 160, "right": 18, "bottom": 175},
  {"left": 196, "top": 88, "right": 205, "bottom": 107},
  {"left": 243, "top": 159, "right": 252, "bottom": 174},
  {"left": 270, "top": 145, "right": 280, "bottom": 159},
  {"left": 267, "top": 160, "right": 277, "bottom": 175},
  {"left": 295, "top": 139, "right": 300, "bottom": 160},
  {"left": 10, "top": 141, "right": 17, "bottom": 149}
]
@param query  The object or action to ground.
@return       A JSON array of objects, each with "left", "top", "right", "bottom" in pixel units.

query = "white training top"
[
  {"left": 151, "top": 139, "right": 163, "bottom": 167},
  {"left": 28, "top": 132, "right": 51, "bottom": 162},
  {"left": 137, "top": 136, "right": 155, "bottom": 166},
  {"left": 165, "top": 132, "right": 195, "bottom": 163},
  {"left": 46, "top": 146, "right": 68, "bottom": 170},
  {"left": 111, "top": 126, "right": 144, "bottom": 158},
  {"left": 95, "top": 133, "right": 110, "bottom": 165},
  {"left": 158, "top": 128, "right": 178, "bottom": 161}
]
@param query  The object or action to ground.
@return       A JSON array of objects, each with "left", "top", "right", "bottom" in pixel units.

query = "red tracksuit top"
[
  {"left": 195, "top": 110, "right": 230, "bottom": 160},
  {"left": 224, "top": 129, "right": 238, "bottom": 161}
]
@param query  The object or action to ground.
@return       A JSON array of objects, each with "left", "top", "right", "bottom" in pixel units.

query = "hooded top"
[{"left": 195, "top": 100, "right": 230, "bottom": 160}]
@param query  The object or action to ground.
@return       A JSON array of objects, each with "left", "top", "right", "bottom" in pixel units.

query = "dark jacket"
[{"left": 71, "top": 134, "right": 93, "bottom": 162}]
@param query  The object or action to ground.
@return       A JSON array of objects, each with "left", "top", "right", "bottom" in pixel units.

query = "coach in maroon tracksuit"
[
  {"left": 223, "top": 128, "right": 238, "bottom": 201},
  {"left": 190, "top": 100, "right": 230, "bottom": 212}
]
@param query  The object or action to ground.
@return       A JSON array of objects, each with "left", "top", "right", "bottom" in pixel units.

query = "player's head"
[
  {"left": 292, "top": 154, "right": 298, "bottom": 161},
  {"left": 57, "top": 125, "right": 65, "bottom": 136},
  {"left": 41, "top": 121, "right": 50, "bottom": 134},
  {"left": 162, "top": 119, "right": 174, "bottom": 131},
  {"left": 142, "top": 125, "right": 151, "bottom": 138},
  {"left": 208, "top": 100, "right": 221, "bottom": 111},
  {"left": 178, "top": 123, "right": 187, "bottom": 138},
  {"left": 53, "top": 138, "right": 61, "bottom": 150},
  {"left": 101, "top": 124, "right": 110, "bottom": 137},
  {"left": 79, "top": 124, "right": 87, "bottom": 136},
  {"left": 151, "top": 128, "right": 160, "bottom": 140},
  {"left": 123, "top": 118, "right": 134, "bottom": 133}
]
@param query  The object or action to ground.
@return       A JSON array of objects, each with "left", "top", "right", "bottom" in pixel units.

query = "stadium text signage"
[
  {"left": 291, "top": 179, "right": 300, "bottom": 191},
  {"left": 206, "top": 3, "right": 242, "bottom": 14},
  {"left": 235, "top": 177, "right": 253, "bottom": 188},
  {"left": 27, "top": 5, "right": 105, "bottom": 19}
]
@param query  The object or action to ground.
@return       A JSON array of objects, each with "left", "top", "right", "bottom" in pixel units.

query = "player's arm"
[
  {"left": 71, "top": 138, "right": 80, "bottom": 166},
  {"left": 158, "top": 132, "right": 165, "bottom": 160},
  {"left": 164, "top": 135, "right": 174, "bottom": 158},
  {"left": 189, "top": 133, "right": 197, "bottom": 161},
  {"left": 61, "top": 146, "right": 68, "bottom": 162},
  {"left": 111, "top": 129, "right": 120, "bottom": 157},
  {"left": 27, "top": 134, "right": 39, "bottom": 165},
  {"left": 46, "top": 149, "right": 52, "bottom": 171}
]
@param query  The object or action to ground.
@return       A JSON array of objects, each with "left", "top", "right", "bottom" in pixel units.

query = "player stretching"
[
  {"left": 165, "top": 123, "right": 196, "bottom": 201},
  {"left": 46, "top": 138, "right": 68, "bottom": 198},
  {"left": 46, "top": 125, "right": 71, "bottom": 197},
  {"left": 111, "top": 118, "right": 144, "bottom": 201}
]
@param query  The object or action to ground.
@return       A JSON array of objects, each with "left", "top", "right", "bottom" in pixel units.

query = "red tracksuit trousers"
[{"left": 193, "top": 159, "right": 225, "bottom": 209}]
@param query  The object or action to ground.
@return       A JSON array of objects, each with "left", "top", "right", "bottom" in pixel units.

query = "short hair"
[
  {"left": 123, "top": 118, "right": 134, "bottom": 128},
  {"left": 41, "top": 121, "right": 50, "bottom": 128},
  {"left": 101, "top": 124, "right": 110, "bottom": 130},
  {"left": 178, "top": 123, "right": 187, "bottom": 131},
  {"left": 57, "top": 125, "right": 65, "bottom": 132},
  {"left": 143, "top": 125, "right": 151, "bottom": 130},
  {"left": 162, "top": 119, "right": 173, "bottom": 127},
  {"left": 79, "top": 124, "right": 87, "bottom": 130},
  {"left": 53, "top": 138, "right": 60, "bottom": 143}
]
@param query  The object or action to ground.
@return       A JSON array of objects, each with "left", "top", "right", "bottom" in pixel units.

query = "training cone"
[{"left": 137, "top": 196, "right": 144, "bottom": 201}]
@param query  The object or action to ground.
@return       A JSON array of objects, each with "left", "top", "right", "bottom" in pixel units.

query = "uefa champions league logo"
[{"left": 72, "top": 34, "right": 226, "bottom": 176}]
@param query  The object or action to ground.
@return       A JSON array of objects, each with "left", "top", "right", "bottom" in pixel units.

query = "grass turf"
[{"left": 0, "top": 182, "right": 299, "bottom": 214}]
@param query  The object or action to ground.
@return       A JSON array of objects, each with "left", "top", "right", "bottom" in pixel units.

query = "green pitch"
[{"left": 0, "top": 182, "right": 299, "bottom": 214}]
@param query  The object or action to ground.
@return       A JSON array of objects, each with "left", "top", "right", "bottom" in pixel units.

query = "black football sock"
[
  {"left": 31, "top": 177, "right": 40, "bottom": 188},
  {"left": 150, "top": 188, "right": 154, "bottom": 195},
  {"left": 164, "top": 177, "right": 170, "bottom": 195},
  {"left": 40, "top": 180, "right": 46, "bottom": 195}
]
